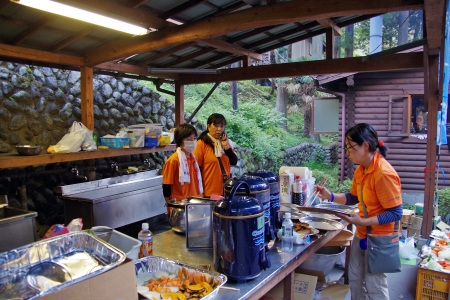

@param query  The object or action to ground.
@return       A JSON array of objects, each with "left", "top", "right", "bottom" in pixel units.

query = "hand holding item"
[
  {"left": 314, "top": 185, "right": 331, "bottom": 201},
  {"left": 220, "top": 131, "right": 230, "bottom": 150},
  {"left": 337, "top": 211, "right": 364, "bottom": 226}
]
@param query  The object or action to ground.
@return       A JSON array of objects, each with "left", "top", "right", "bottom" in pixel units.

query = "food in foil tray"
[
  {"left": 135, "top": 256, "right": 227, "bottom": 300},
  {"left": 0, "top": 231, "right": 125, "bottom": 300}
]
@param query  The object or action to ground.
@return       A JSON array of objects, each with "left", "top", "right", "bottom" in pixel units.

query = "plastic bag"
[
  {"left": 47, "top": 121, "right": 96, "bottom": 153},
  {"left": 79, "top": 122, "right": 97, "bottom": 151},
  {"left": 399, "top": 236, "right": 418, "bottom": 260}
]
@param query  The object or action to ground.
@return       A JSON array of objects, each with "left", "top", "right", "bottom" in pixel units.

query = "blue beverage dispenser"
[{"left": 213, "top": 181, "right": 267, "bottom": 282}]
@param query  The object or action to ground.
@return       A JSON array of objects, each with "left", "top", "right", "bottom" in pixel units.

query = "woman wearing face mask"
[
  {"left": 162, "top": 124, "right": 203, "bottom": 203},
  {"left": 193, "top": 113, "right": 238, "bottom": 197}
]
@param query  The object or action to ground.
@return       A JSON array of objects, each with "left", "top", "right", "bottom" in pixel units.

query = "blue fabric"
[
  {"left": 345, "top": 192, "right": 359, "bottom": 205},
  {"left": 377, "top": 205, "right": 403, "bottom": 225},
  {"left": 438, "top": 0, "right": 450, "bottom": 145}
]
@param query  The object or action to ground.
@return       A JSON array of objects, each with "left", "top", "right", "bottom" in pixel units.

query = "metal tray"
[
  {"left": 299, "top": 216, "right": 346, "bottom": 231},
  {"left": 186, "top": 200, "right": 215, "bottom": 250},
  {"left": 281, "top": 202, "right": 357, "bottom": 216},
  {"left": 0, "top": 231, "right": 126, "bottom": 300},
  {"left": 135, "top": 256, "right": 227, "bottom": 299}
]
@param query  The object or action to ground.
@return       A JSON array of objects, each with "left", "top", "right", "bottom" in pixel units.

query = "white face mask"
[{"left": 183, "top": 140, "right": 197, "bottom": 153}]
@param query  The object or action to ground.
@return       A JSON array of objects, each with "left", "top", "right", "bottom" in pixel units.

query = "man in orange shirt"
[
  {"left": 193, "top": 113, "right": 238, "bottom": 197},
  {"left": 315, "top": 123, "right": 402, "bottom": 300},
  {"left": 162, "top": 124, "right": 203, "bottom": 203}
]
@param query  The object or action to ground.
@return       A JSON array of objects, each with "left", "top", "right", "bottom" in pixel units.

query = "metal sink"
[{"left": 0, "top": 206, "right": 38, "bottom": 253}]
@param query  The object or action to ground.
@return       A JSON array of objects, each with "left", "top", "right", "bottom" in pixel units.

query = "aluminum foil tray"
[
  {"left": 135, "top": 256, "right": 227, "bottom": 299},
  {"left": 0, "top": 231, "right": 126, "bottom": 300}
]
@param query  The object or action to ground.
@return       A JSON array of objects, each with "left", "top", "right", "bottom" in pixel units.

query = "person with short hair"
[
  {"left": 193, "top": 113, "right": 238, "bottom": 197},
  {"left": 162, "top": 124, "right": 203, "bottom": 203},
  {"left": 315, "top": 123, "right": 402, "bottom": 300}
]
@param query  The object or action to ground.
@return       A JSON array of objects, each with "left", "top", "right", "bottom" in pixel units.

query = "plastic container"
[
  {"left": 100, "top": 137, "right": 130, "bottom": 148},
  {"left": 416, "top": 268, "right": 450, "bottom": 300},
  {"left": 138, "top": 223, "right": 153, "bottom": 258},
  {"left": 127, "top": 129, "right": 145, "bottom": 148},
  {"left": 281, "top": 213, "right": 293, "bottom": 252},
  {"left": 292, "top": 176, "right": 303, "bottom": 206},
  {"left": 144, "top": 136, "right": 158, "bottom": 147},
  {"left": 415, "top": 203, "right": 424, "bottom": 215},
  {"left": 109, "top": 230, "right": 141, "bottom": 260}
]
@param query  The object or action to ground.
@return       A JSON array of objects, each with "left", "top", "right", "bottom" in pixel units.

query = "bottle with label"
[
  {"left": 292, "top": 176, "right": 303, "bottom": 206},
  {"left": 138, "top": 223, "right": 153, "bottom": 258},
  {"left": 281, "top": 213, "right": 294, "bottom": 252},
  {"left": 400, "top": 223, "right": 408, "bottom": 243}
]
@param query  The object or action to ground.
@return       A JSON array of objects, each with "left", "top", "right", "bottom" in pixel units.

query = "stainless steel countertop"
[{"left": 153, "top": 227, "right": 343, "bottom": 300}]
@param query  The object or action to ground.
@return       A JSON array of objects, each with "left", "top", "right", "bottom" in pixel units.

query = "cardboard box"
[
  {"left": 318, "top": 284, "right": 351, "bottom": 300},
  {"left": 38, "top": 258, "right": 138, "bottom": 300},
  {"left": 296, "top": 266, "right": 345, "bottom": 284},
  {"left": 260, "top": 273, "right": 317, "bottom": 300}
]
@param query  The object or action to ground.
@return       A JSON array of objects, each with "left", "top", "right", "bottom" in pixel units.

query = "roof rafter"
[{"left": 85, "top": 0, "right": 424, "bottom": 67}]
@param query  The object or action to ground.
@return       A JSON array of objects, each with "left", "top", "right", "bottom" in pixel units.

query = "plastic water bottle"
[
  {"left": 138, "top": 223, "right": 153, "bottom": 258},
  {"left": 281, "top": 213, "right": 294, "bottom": 252},
  {"left": 292, "top": 176, "right": 303, "bottom": 206}
]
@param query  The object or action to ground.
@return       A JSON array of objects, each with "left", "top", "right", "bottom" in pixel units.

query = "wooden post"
[
  {"left": 422, "top": 46, "right": 440, "bottom": 236},
  {"left": 174, "top": 81, "right": 184, "bottom": 126},
  {"left": 80, "top": 66, "right": 94, "bottom": 130}
]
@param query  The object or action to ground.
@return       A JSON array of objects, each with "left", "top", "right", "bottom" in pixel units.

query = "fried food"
[{"left": 293, "top": 222, "right": 312, "bottom": 234}]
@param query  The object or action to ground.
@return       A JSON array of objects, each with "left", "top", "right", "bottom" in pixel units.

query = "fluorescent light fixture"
[
  {"left": 148, "top": 68, "right": 220, "bottom": 74},
  {"left": 166, "top": 18, "right": 184, "bottom": 25},
  {"left": 11, "top": 0, "right": 150, "bottom": 36}
]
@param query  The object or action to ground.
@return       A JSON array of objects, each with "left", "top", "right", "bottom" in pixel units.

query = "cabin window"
[
  {"left": 387, "top": 95, "right": 411, "bottom": 137},
  {"left": 312, "top": 97, "right": 339, "bottom": 133},
  {"left": 411, "top": 96, "right": 428, "bottom": 135}
]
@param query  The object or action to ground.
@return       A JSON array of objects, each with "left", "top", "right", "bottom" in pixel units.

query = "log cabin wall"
[{"left": 332, "top": 70, "right": 450, "bottom": 193}]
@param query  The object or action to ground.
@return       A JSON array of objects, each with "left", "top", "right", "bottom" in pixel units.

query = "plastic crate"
[
  {"left": 108, "top": 230, "right": 141, "bottom": 260},
  {"left": 100, "top": 137, "right": 130, "bottom": 149},
  {"left": 416, "top": 268, "right": 450, "bottom": 300}
]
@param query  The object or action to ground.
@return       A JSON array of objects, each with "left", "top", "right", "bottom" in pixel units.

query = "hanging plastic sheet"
[{"left": 438, "top": 0, "right": 450, "bottom": 146}]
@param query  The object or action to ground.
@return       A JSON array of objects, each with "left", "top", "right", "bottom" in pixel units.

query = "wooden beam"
[
  {"left": 84, "top": 0, "right": 424, "bottom": 66},
  {"left": 198, "top": 38, "right": 262, "bottom": 60},
  {"left": 94, "top": 61, "right": 179, "bottom": 80},
  {"left": 422, "top": 46, "right": 440, "bottom": 236},
  {"left": 0, "top": 43, "right": 84, "bottom": 66},
  {"left": 424, "top": 0, "right": 446, "bottom": 51},
  {"left": 179, "top": 52, "right": 424, "bottom": 84},
  {"left": 325, "top": 28, "right": 335, "bottom": 60},
  {"left": 317, "top": 18, "right": 342, "bottom": 35},
  {"left": 80, "top": 66, "right": 94, "bottom": 130},
  {"left": 174, "top": 82, "right": 184, "bottom": 126}
]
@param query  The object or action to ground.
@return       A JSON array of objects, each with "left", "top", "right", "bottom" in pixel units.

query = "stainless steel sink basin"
[{"left": 0, "top": 206, "right": 38, "bottom": 253}]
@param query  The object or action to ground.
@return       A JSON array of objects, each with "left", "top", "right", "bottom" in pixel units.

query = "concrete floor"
[{"left": 387, "top": 264, "right": 418, "bottom": 300}]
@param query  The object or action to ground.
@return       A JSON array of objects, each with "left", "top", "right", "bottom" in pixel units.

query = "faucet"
[
  {"left": 111, "top": 162, "right": 119, "bottom": 177},
  {"left": 71, "top": 166, "right": 87, "bottom": 181},
  {"left": 143, "top": 159, "right": 151, "bottom": 170}
]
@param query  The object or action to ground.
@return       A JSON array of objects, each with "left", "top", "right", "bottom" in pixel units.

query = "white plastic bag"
[
  {"left": 79, "top": 122, "right": 97, "bottom": 151},
  {"left": 399, "top": 236, "right": 418, "bottom": 260},
  {"left": 48, "top": 121, "right": 94, "bottom": 153}
]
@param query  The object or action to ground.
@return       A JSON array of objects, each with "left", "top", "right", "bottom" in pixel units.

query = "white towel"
[
  {"left": 207, "top": 133, "right": 224, "bottom": 157},
  {"left": 177, "top": 147, "right": 203, "bottom": 193}
]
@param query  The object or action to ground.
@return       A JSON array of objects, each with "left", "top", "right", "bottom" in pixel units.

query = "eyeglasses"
[{"left": 343, "top": 143, "right": 358, "bottom": 152}]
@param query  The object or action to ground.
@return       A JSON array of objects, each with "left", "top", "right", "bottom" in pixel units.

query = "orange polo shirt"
[
  {"left": 349, "top": 151, "right": 402, "bottom": 238},
  {"left": 193, "top": 139, "right": 230, "bottom": 197},
  {"left": 162, "top": 152, "right": 202, "bottom": 202}
]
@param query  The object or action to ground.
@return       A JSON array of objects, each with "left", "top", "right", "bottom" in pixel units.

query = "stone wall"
[{"left": 0, "top": 61, "right": 337, "bottom": 233}]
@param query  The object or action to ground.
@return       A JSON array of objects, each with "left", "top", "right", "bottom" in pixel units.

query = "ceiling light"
[
  {"left": 11, "top": 0, "right": 150, "bottom": 36},
  {"left": 148, "top": 68, "right": 220, "bottom": 74}
]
